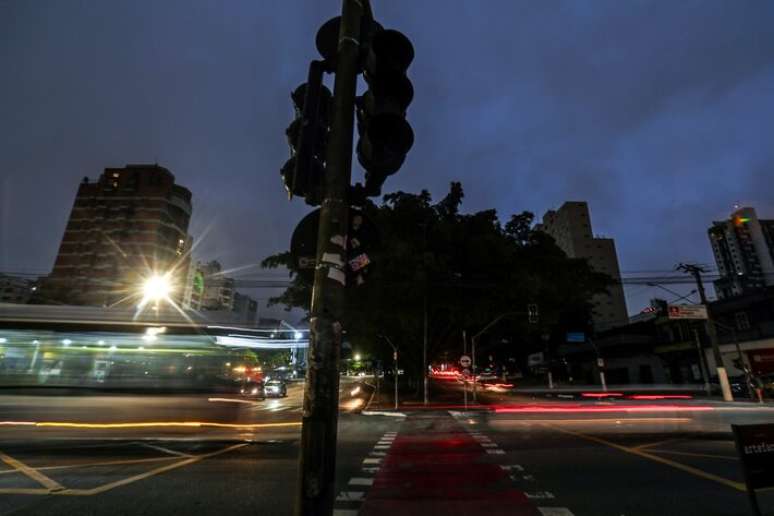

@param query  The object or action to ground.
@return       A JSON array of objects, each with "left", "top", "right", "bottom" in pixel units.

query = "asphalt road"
[{"left": 2, "top": 378, "right": 774, "bottom": 515}]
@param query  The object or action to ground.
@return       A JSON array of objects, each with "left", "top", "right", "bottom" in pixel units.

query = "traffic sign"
[
  {"left": 732, "top": 423, "right": 774, "bottom": 514},
  {"left": 667, "top": 304, "right": 708, "bottom": 320},
  {"left": 290, "top": 207, "right": 378, "bottom": 284},
  {"left": 459, "top": 355, "right": 471, "bottom": 367}
]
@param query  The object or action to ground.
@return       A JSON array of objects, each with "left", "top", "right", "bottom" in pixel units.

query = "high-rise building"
[
  {"left": 40, "top": 164, "right": 193, "bottom": 306},
  {"left": 536, "top": 201, "right": 628, "bottom": 329},
  {"left": 708, "top": 206, "right": 774, "bottom": 300}
]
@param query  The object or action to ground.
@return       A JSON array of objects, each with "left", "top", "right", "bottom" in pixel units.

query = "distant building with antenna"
[{"left": 709, "top": 206, "right": 774, "bottom": 299}]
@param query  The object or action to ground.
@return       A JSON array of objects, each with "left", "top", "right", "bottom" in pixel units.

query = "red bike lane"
[{"left": 359, "top": 413, "right": 541, "bottom": 516}]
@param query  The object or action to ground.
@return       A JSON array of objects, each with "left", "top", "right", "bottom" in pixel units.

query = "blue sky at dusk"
[{"left": 2, "top": 0, "right": 773, "bottom": 318}]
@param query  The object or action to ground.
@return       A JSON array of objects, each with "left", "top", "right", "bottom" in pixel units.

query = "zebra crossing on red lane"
[{"left": 358, "top": 412, "right": 542, "bottom": 516}]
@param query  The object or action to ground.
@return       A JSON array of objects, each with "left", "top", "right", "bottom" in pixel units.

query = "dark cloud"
[{"left": 2, "top": 0, "right": 773, "bottom": 317}]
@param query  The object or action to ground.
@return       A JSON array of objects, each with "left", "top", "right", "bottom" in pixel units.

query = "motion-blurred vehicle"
[
  {"left": 240, "top": 380, "right": 265, "bottom": 399},
  {"left": 264, "top": 379, "right": 287, "bottom": 398}
]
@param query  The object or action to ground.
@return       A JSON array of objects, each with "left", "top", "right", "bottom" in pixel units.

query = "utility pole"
[
  {"left": 378, "top": 335, "right": 399, "bottom": 410},
  {"left": 462, "top": 329, "right": 468, "bottom": 410},
  {"left": 677, "top": 263, "right": 733, "bottom": 401},
  {"left": 692, "top": 328, "right": 711, "bottom": 395},
  {"left": 296, "top": 2, "right": 363, "bottom": 515}
]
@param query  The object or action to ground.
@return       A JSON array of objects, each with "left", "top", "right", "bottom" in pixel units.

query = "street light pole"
[{"left": 378, "top": 335, "right": 399, "bottom": 410}]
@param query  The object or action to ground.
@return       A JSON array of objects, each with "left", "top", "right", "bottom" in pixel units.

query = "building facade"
[
  {"left": 40, "top": 164, "right": 193, "bottom": 306},
  {"left": 536, "top": 201, "right": 628, "bottom": 329},
  {"left": 0, "top": 275, "right": 36, "bottom": 304},
  {"left": 709, "top": 206, "right": 774, "bottom": 300}
]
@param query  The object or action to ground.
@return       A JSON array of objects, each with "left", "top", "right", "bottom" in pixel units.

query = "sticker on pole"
[{"left": 460, "top": 355, "right": 472, "bottom": 367}]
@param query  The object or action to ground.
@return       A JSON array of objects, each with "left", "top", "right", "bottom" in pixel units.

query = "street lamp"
[
  {"left": 354, "top": 353, "right": 361, "bottom": 362},
  {"left": 378, "top": 335, "right": 399, "bottom": 410},
  {"left": 139, "top": 274, "right": 173, "bottom": 308}
]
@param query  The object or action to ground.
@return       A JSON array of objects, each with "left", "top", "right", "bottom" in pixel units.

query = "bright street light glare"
[
  {"left": 294, "top": 331, "right": 303, "bottom": 340},
  {"left": 354, "top": 353, "right": 361, "bottom": 361},
  {"left": 142, "top": 274, "right": 172, "bottom": 302}
]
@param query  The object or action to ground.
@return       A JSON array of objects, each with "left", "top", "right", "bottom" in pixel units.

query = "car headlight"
[{"left": 251, "top": 387, "right": 258, "bottom": 395}]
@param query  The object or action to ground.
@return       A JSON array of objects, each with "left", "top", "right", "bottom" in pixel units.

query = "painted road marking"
[
  {"left": 336, "top": 491, "right": 365, "bottom": 501},
  {"left": 547, "top": 424, "right": 746, "bottom": 491},
  {"left": 538, "top": 508, "right": 575, "bottom": 515},
  {"left": 362, "top": 467, "right": 379, "bottom": 474},
  {"left": 0, "top": 456, "right": 179, "bottom": 476},
  {"left": 139, "top": 443, "right": 193, "bottom": 458},
  {"left": 369, "top": 452, "right": 386, "bottom": 457},
  {"left": 0, "top": 443, "right": 248, "bottom": 496},
  {"left": 58, "top": 443, "right": 248, "bottom": 496},
  {"left": 649, "top": 449, "right": 737, "bottom": 460},
  {"left": 526, "top": 491, "right": 555, "bottom": 499},
  {"left": 333, "top": 510, "right": 359, "bottom": 516},
  {"left": 374, "top": 445, "right": 390, "bottom": 449},
  {"left": 349, "top": 477, "right": 374, "bottom": 486},
  {"left": 363, "top": 458, "right": 381, "bottom": 464},
  {"left": 633, "top": 438, "right": 682, "bottom": 450},
  {"left": 0, "top": 450, "right": 64, "bottom": 491},
  {"left": 500, "top": 464, "right": 525, "bottom": 472},
  {"left": 486, "top": 449, "right": 505, "bottom": 455},
  {"left": 481, "top": 442, "right": 498, "bottom": 448}
]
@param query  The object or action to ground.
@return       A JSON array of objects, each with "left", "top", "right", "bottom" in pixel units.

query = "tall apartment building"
[
  {"left": 536, "top": 201, "right": 628, "bottom": 329},
  {"left": 709, "top": 206, "right": 774, "bottom": 300},
  {"left": 40, "top": 164, "right": 193, "bottom": 306}
]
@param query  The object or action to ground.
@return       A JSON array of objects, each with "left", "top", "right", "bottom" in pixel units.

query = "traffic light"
[
  {"left": 528, "top": 304, "right": 539, "bottom": 324},
  {"left": 356, "top": 25, "right": 415, "bottom": 196},
  {"left": 280, "top": 60, "right": 331, "bottom": 206}
]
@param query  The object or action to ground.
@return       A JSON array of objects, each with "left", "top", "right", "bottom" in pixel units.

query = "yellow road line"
[
  {"left": 0, "top": 450, "right": 65, "bottom": 491},
  {"left": 56, "top": 443, "right": 248, "bottom": 496},
  {"left": 649, "top": 449, "right": 738, "bottom": 460},
  {"left": 546, "top": 424, "right": 746, "bottom": 492},
  {"left": 0, "top": 488, "right": 52, "bottom": 495},
  {"left": 0, "top": 456, "right": 179, "bottom": 475},
  {"left": 139, "top": 443, "right": 193, "bottom": 458},
  {"left": 30, "top": 421, "right": 302, "bottom": 430},
  {"left": 633, "top": 438, "right": 682, "bottom": 450}
]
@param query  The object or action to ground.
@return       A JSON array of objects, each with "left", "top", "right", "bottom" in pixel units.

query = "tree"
[{"left": 262, "top": 183, "right": 612, "bottom": 387}]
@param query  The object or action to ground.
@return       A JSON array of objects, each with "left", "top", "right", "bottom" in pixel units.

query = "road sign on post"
[{"left": 459, "top": 355, "right": 471, "bottom": 368}]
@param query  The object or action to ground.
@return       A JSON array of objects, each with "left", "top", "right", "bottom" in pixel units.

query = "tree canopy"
[{"left": 262, "top": 183, "right": 612, "bottom": 380}]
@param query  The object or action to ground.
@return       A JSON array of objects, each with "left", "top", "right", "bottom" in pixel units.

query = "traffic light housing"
[
  {"left": 280, "top": 60, "right": 331, "bottom": 206},
  {"left": 356, "top": 26, "right": 415, "bottom": 196}
]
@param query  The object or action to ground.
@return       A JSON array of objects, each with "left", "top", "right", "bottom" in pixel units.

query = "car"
[
  {"left": 264, "top": 379, "right": 288, "bottom": 398},
  {"left": 239, "top": 380, "right": 265, "bottom": 399}
]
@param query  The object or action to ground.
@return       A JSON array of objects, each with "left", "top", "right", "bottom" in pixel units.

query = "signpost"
[
  {"left": 290, "top": 207, "right": 378, "bottom": 284},
  {"left": 459, "top": 355, "right": 471, "bottom": 368},
  {"left": 732, "top": 423, "right": 774, "bottom": 515},
  {"left": 667, "top": 304, "right": 708, "bottom": 320}
]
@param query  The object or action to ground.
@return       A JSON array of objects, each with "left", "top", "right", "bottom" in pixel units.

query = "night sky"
[{"left": 2, "top": 0, "right": 773, "bottom": 319}]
